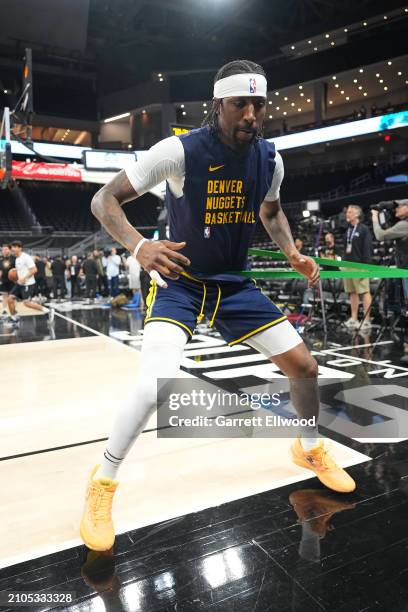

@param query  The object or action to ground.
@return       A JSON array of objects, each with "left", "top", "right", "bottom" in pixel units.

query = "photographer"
[{"left": 371, "top": 199, "right": 408, "bottom": 304}]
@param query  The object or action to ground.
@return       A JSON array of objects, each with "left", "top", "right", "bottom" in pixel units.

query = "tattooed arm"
[
  {"left": 91, "top": 170, "right": 142, "bottom": 252},
  {"left": 91, "top": 170, "right": 190, "bottom": 280},
  {"left": 260, "top": 198, "right": 320, "bottom": 286}
]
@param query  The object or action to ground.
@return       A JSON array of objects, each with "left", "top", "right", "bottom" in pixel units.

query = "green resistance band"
[
  {"left": 239, "top": 269, "right": 408, "bottom": 279},
  {"left": 243, "top": 248, "right": 408, "bottom": 279},
  {"left": 249, "top": 248, "right": 396, "bottom": 271}
]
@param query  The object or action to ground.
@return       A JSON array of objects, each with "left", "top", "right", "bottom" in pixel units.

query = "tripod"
[
  {"left": 352, "top": 277, "right": 404, "bottom": 344},
  {"left": 304, "top": 220, "right": 328, "bottom": 336}
]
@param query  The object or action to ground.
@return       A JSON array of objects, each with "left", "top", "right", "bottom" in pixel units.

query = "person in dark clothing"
[
  {"left": 70, "top": 255, "right": 82, "bottom": 298},
  {"left": 0, "top": 244, "right": 16, "bottom": 316},
  {"left": 343, "top": 205, "right": 373, "bottom": 330},
  {"left": 34, "top": 255, "right": 47, "bottom": 297},
  {"left": 322, "top": 233, "right": 341, "bottom": 260},
  {"left": 51, "top": 255, "right": 66, "bottom": 300},
  {"left": 82, "top": 253, "right": 98, "bottom": 300},
  {"left": 93, "top": 249, "right": 108, "bottom": 296}
]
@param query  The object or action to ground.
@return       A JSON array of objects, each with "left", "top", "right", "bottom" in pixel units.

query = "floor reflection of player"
[{"left": 289, "top": 488, "right": 355, "bottom": 563}]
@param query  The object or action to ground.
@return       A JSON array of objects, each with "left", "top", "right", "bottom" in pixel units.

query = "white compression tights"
[
  {"left": 96, "top": 322, "right": 188, "bottom": 479},
  {"left": 96, "top": 319, "right": 316, "bottom": 480}
]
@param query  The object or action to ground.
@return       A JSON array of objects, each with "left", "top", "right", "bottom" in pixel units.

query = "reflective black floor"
[{"left": 1, "top": 304, "right": 408, "bottom": 611}]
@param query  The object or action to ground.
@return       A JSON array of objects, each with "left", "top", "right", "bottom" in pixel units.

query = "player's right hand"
[{"left": 137, "top": 240, "right": 190, "bottom": 287}]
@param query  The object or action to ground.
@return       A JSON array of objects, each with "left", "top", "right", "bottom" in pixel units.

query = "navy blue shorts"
[{"left": 145, "top": 273, "right": 287, "bottom": 345}]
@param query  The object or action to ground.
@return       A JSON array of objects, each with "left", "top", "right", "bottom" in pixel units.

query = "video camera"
[{"left": 370, "top": 200, "right": 399, "bottom": 229}]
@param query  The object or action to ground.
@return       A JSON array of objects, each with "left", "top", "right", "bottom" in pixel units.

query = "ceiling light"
[
  {"left": 142, "top": 109, "right": 146, "bottom": 114},
  {"left": 299, "top": 85, "right": 303, "bottom": 89},
  {"left": 359, "top": 69, "right": 364, "bottom": 73},
  {"left": 398, "top": 71, "right": 402, "bottom": 76},
  {"left": 358, "top": 86, "right": 363, "bottom": 90},
  {"left": 340, "top": 90, "right": 344, "bottom": 94},
  {"left": 291, "top": 102, "right": 295, "bottom": 107},
  {"left": 159, "top": 78, "right": 164, "bottom": 82},
  {"left": 180, "top": 104, "right": 184, "bottom": 108},
  {"left": 283, "top": 111, "right": 287, "bottom": 115},
  {"left": 182, "top": 111, "right": 186, "bottom": 116},
  {"left": 329, "top": 101, "right": 333, "bottom": 104},
  {"left": 344, "top": 28, "right": 348, "bottom": 32},
  {"left": 308, "top": 40, "right": 312, "bottom": 44},
  {"left": 269, "top": 115, "right": 273, "bottom": 119},
  {"left": 300, "top": 92, "right": 304, "bottom": 96},
  {"left": 379, "top": 79, "right": 384, "bottom": 83},
  {"left": 306, "top": 98, "right": 311, "bottom": 102},
  {"left": 363, "top": 92, "right": 367, "bottom": 96},
  {"left": 332, "top": 76, "right": 336, "bottom": 80},
  {"left": 325, "top": 33, "right": 330, "bottom": 38},
  {"left": 376, "top": 73, "right": 380, "bottom": 77},
  {"left": 103, "top": 112, "right": 131, "bottom": 123},
  {"left": 276, "top": 107, "right": 280, "bottom": 110},
  {"left": 284, "top": 97, "right": 288, "bottom": 101},
  {"left": 203, "top": 102, "right": 207, "bottom": 107},
  {"left": 384, "top": 86, "right": 388, "bottom": 91},
  {"left": 314, "top": 47, "right": 318, "bottom": 51},
  {"left": 331, "top": 42, "right": 335, "bottom": 46},
  {"left": 298, "top": 108, "right": 302, "bottom": 112},
  {"left": 363, "top": 22, "right": 367, "bottom": 26},
  {"left": 353, "top": 79, "right": 358, "bottom": 83},
  {"left": 275, "top": 91, "right": 279, "bottom": 95},
  {"left": 388, "top": 61, "right": 392, "bottom": 65},
  {"left": 291, "top": 45, "right": 295, "bottom": 50},
  {"left": 335, "top": 84, "right": 339, "bottom": 88},
  {"left": 346, "top": 96, "right": 350, "bottom": 100},
  {"left": 158, "top": 73, "right": 162, "bottom": 77},
  {"left": 268, "top": 100, "right": 272, "bottom": 105},
  {"left": 203, "top": 110, "right": 207, "bottom": 114}
]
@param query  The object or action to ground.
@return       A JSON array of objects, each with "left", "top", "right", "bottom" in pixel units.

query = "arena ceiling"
[{"left": 0, "top": 0, "right": 406, "bottom": 120}]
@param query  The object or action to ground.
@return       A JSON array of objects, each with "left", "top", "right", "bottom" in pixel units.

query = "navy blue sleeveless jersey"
[{"left": 165, "top": 126, "right": 276, "bottom": 282}]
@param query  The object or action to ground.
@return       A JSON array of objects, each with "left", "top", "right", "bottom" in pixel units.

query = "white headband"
[{"left": 213, "top": 73, "right": 267, "bottom": 99}]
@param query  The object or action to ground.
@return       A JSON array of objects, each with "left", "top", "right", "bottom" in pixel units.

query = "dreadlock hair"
[{"left": 201, "top": 59, "right": 266, "bottom": 136}]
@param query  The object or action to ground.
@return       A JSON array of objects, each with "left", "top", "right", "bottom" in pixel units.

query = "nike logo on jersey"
[{"left": 208, "top": 164, "right": 225, "bottom": 172}]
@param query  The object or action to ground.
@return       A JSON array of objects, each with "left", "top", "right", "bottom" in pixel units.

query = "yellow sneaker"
[
  {"left": 290, "top": 438, "right": 356, "bottom": 493},
  {"left": 80, "top": 465, "right": 119, "bottom": 551}
]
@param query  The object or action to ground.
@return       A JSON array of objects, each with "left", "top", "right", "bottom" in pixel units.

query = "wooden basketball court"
[{"left": 0, "top": 331, "right": 369, "bottom": 569}]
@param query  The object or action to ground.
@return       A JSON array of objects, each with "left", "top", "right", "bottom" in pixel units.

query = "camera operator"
[
  {"left": 371, "top": 199, "right": 408, "bottom": 305},
  {"left": 343, "top": 205, "right": 373, "bottom": 330}
]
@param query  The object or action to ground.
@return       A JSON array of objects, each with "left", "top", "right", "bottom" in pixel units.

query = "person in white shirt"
[
  {"left": 106, "top": 247, "right": 121, "bottom": 297},
  {"left": 126, "top": 252, "right": 142, "bottom": 307},
  {"left": 6, "top": 241, "right": 44, "bottom": 323}
]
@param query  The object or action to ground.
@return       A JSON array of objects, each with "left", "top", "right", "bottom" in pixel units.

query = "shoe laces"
[
  {"left": 309, "top": 442, "right": 338, "bottom": 471},
  {"left": 88, "top": 483, "right": 113, "bottom": 522}
]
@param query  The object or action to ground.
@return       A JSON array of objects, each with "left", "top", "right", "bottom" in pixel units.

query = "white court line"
[
  {"left": 51, "top": 309, "right": 137, "bottom": 353},
  {"left": 320, "top": 341, "right": 393, "bottom": 353}
]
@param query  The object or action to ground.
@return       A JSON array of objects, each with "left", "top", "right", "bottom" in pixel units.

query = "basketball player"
[
  {"left": 6, "top": 241, "right": 43, "bottom": 322},
  {"left": 81, "top": 60, "right": 356, "bottom": 552}
]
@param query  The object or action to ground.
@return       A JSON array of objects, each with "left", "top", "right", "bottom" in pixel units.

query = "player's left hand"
[
  {"left": 371, "top": 209, "right": 379, "bottom": 220},
  {"left": 288, "top": 252, "right": 320, "bottom": 287}
]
